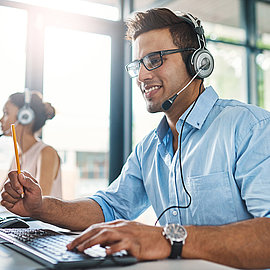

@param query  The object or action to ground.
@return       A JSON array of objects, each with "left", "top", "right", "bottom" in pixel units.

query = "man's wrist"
[
  {"left": 31, "top": 196, "right": 46, "bottom": 220},
  {"left": 162, "top": 224, "right": 187, "bottom": 259}
]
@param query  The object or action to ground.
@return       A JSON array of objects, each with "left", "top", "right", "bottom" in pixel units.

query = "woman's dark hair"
[
  {"left": 8, "top": 91, "right": 56, "bottom": 134},
  {"left": 125, "top": 8, "right": 199, "bottom": 64}
]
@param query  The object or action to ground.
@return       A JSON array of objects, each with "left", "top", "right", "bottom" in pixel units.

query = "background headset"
[{"left": 17, "top": 88, "right": 35, "bottom": 125}]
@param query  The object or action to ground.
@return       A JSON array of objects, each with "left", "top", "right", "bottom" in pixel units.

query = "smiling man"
[{"left": 1, "top": 8, "right": 270, "bottom": 269}]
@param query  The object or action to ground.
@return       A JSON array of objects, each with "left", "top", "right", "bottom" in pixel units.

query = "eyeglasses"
[{"left": 125, "top": 48, "right": 195, "bottom": 78}]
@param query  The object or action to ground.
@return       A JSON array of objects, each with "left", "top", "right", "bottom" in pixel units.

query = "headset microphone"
[{"left": 162, "top": 60, "right": 209, "bottom": 111}]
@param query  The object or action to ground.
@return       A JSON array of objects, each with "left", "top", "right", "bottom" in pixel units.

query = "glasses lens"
[
  {"left": 144, "top": 52, "right": 162, "bottom": 70},
  {"left": 126, "top": 61, "right": 140, "bottom": 78}
]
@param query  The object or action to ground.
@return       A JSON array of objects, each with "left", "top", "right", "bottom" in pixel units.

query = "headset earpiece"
[
  {"left": 177, "top": 12, "right": 214, "bottom": 79},
  {"left": 187, "top": 49, "right": 214, "bottom": 79},
  {"left": 17, "top": 89, "right": 35, "bottom": 125}
]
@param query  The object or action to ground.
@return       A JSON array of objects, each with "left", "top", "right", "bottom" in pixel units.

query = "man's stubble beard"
[{"left": 145, "top": 99, "right": 163, "bottom": 113}]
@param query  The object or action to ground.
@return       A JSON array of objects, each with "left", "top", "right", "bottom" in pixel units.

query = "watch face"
[{"left": 165, "top": 224, "right": 187, "bottom": 242}]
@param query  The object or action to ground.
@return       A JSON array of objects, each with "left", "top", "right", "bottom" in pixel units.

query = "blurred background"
[{"left": 0, "top": 0, "right": 269, "bottom": 223}]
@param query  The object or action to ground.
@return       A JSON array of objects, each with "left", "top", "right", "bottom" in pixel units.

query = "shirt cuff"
[{"left": 90, "top": 195, "right": 116, "bottom": 222}]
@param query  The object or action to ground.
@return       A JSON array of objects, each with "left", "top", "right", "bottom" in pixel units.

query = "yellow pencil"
[{"left": 11, "top": 124, "right": 24, "bottom": 197}]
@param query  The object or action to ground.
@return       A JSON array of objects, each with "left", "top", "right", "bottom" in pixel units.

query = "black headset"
[
  {"left": 176, "top": 11, "right": 214, "bottom": 79},
  {"left": 17, "top": 88, "right": 35, "bottom": 125}
]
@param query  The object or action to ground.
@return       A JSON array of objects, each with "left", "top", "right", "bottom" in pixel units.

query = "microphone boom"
[{"left": 161, "top": 64, "right": 206, "bottom": 111}]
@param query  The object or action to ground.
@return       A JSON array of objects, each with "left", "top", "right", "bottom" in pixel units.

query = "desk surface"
[
  {"left": 0, "top": 206, "right": 237, "bottom": 270},
  {"left": 0, "top": 244, "right": 237, "bottom": 270}
]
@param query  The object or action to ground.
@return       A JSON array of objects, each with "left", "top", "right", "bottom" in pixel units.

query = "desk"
[
  {"left": 0, "top": 244, "right": 237, "bottom": 270},
  {"left": 0, "top": 206, "right": 237, "bottom": 270}
]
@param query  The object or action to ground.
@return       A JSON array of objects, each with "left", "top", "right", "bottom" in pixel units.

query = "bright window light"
[{"left": 6, "top": 0, "right": 119, "bottom": 21}]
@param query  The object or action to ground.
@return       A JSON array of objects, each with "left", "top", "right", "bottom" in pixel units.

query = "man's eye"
[
  {"left": 151, "top": 58, "right": 160, "bottom": 64},
  {"left": 150, "top": 57, "right": 161, "bottom": 66}
]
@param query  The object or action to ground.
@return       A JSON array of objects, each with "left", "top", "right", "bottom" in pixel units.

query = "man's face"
[{"left": 133, "top": 28, "right": 190, "bottom": 113}]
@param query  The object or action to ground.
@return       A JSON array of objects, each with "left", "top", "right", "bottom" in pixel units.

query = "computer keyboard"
[{"left": 0, "top": 228, "right": 137, "bottom": 269}]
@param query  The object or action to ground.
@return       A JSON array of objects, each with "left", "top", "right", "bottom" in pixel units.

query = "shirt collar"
[
  {"left": 156, "top": 116, "right": 169, "bottom": 142},
  {"left": 179, "top": 86, "right": 218, "bottom": 129},
  {"left": 155, "top": 86, "right": 219, "bottom": 141}
]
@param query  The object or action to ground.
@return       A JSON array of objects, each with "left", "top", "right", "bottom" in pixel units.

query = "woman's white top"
[{"left": 10, "top": 140, "right": 62, "bottom": 198}]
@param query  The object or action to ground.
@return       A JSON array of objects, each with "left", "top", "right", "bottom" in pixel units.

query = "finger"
[
  {"left": 21, "top": 171, "right": 38, "bottom": 184},
  {"left": 18, "top": 173, "right": 39, "bottom": 193},
  {"left": 67, "top": 227, "right": 99, "bottom": 250},
  {"left": 106, "top": 238, "right": 134, "bottom": 255},
  {"left": 3, "top": 182, "right": 21, "bottom": 199},
  {"left": 1, "top": 191, "right": 20, "bottom": 204},
  {"left": 76, "top": 229, "right": 121, "bottom": 252},
  {"left": 106, "top": 220, "right": 134, "bottom": 230},
  {"left": 67, "top": 222, "right": 127, "bottom": 251},
  {"left": 1, "top": 199, "right": 16, "bottom": 210},
  {"left": 8, "top": 171, "right": 24, "bottom": 195},
  {"left": 106, "top": 219, "right": 126, "bottom": 225}
]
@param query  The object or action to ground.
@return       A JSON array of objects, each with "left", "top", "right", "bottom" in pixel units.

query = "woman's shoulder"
[
  {"left": 30, "top": 140, "right": 59, "bottom": 161},
  {"left": 40, "top": 144, "right": 59, "bottom": 159}
]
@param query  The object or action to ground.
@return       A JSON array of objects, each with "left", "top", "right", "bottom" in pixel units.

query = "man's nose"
[{"left": 137, "top": 64, "right": 153, "bottom": 83}]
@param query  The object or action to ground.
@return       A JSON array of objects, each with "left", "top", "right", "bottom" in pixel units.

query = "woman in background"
[{"left": 0, "top": 91, "right": 62, "bottom": 198}]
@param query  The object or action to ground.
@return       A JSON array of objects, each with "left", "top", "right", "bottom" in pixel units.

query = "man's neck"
[{"left": 165, "top": 81, "right": 204, "bottom": 153}]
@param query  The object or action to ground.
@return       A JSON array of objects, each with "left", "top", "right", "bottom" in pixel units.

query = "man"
[{"left": 1, "top": 8, "right": 270, "bottom": 269}]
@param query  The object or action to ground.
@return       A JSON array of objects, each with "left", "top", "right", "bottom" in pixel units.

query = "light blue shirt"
[{"left": 91, "top": 86, "right": 270, "bottom": 226}]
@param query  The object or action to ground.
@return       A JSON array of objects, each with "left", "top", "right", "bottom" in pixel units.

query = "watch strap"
[{"left": 169, "top": 241, "right": 183, "bottom": 259}]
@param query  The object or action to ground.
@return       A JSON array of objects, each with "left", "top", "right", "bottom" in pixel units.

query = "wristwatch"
[{"left": 162, "top": 223, "right": 187, "bottom": 259}]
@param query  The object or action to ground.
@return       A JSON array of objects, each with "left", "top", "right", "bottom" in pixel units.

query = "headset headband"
[
  {"left": 174, "top": 11, "right": 207, "bottom": 62},
  {"left": 173, "top": 11, "right": 214, "bottom": 79}
]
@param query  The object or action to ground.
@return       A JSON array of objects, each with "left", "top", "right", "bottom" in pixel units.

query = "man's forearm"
[
  {"left": 182, "top": 217, "right": 270, "bottom": 269},
  {"left": 34, "top": 197, "right": 105, "bottom": 231}
]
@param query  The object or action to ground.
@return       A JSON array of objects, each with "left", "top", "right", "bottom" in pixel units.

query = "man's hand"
[
  {"left": 1, "top": 171, "right": 42, "bottom": 217},
  {"left": 67, "top": 220, "right": 171, "bottom": 261}
]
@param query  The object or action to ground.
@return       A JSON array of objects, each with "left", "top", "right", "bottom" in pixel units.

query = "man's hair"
[{"left": 125, "top": 8, "right": 199, "bottom": 64}]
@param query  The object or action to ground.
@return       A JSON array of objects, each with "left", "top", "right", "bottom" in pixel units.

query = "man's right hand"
[{"left": 1, "top": 171, "right": 42, "bottom": 218}]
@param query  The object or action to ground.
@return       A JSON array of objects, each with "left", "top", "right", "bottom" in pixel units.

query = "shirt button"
[{"left": 172, "top": 210, "right": 178, "bottom": 216}]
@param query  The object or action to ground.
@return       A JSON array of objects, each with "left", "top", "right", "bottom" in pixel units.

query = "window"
[
  {"left": 257, "top": 1, "right": 270, "bottom": 49},
  {"left": 43, "top": 27, "right": 111, "bottom": 199},
  {"left": 205, "top": 42, "right": 247, "bottom": 102},
  {"left": 134, "top": 0, "right": 245, "bottom": 41},
  {"left": 5, "top": 0, "right": 120, "bottom": 20},
  {"left": 256, "top": 1, "right": 270, "bottom": 110},
  {"left": 257, "top": 51, "right": 270, "bottom": 110},
  {"left": 0, "top": 6, "right": 27, "bottom": 180},
  {"left": 0, "top": 5, "right": 27, "bottom": 110}
]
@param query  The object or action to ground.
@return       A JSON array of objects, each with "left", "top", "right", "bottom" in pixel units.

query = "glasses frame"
[{"left": 125, "top": 48, "right": 195, "bottom": 78}]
